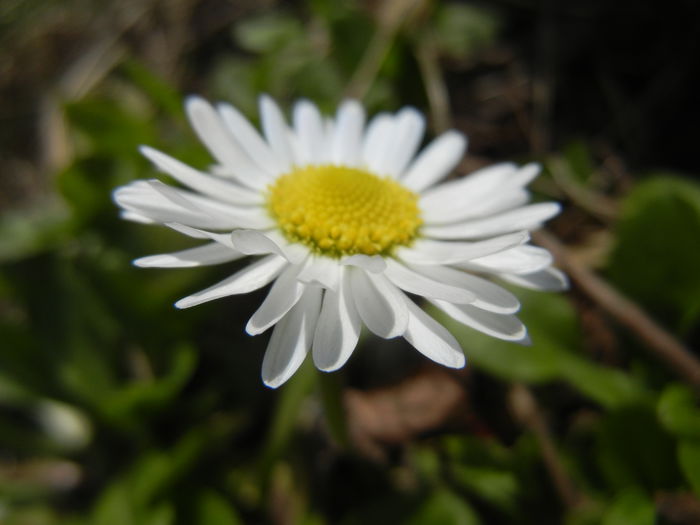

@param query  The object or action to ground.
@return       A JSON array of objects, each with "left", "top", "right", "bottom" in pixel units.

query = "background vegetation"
[{"left": 1, "top": 0, "right": 700, "bottom": 523}]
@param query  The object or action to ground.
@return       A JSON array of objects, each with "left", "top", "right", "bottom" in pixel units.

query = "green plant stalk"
[{"left": 317, "top": 369, "right": 350, "bottom": 449}]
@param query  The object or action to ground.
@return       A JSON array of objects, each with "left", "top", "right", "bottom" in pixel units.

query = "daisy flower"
[{"left": 114, "top": 96, "right": 566, "bottom": 388}]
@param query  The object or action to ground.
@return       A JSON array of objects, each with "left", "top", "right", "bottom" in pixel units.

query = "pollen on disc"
[{"left": 267, "top": 165, "right": 422, "bottom": 257}]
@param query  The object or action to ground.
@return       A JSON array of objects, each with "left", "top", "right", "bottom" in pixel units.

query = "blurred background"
[{"left": 2, "top": 0, "right": 700, "bottom": 523}]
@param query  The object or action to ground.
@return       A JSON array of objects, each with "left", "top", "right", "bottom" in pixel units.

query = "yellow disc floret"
[{"left": 267, "top": 165, "right": 422, "bottom": 257}]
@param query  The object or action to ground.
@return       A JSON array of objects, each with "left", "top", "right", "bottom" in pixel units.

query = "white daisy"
[{"left": 114, "top": 96, "right": 566, "bottom": 388}]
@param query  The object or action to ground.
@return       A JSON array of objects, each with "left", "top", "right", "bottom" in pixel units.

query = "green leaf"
[
  {"left": 450, "top": 466, "right": 518, "bottom": 512},
  {"left": 128, "top": 430, "right": 211, "bottom": 508},
  {"left": 657, "top": 384, "right": 700, "bottom": 439},
  {"left": 98, "top": 343, "right": 197, "bottom": 426},
  {"left": 234, "top": 13, "right": 304, "bottom": 53},
  {"left": 430, "top": 292, "right": 573, "bottom": 383},
  {"left": 596, "top": 405, "right": 681, "bottom": 491},
  {"left": 558, "top": 358, "right": 645, "bottom": 410},
  {"left": 607, "top": 175, "right": 700, "bottom": 332},
  {"left": 430, "top": 290, "right": 647, "bottom": 408},
  {"left": 678, "top": 440, "right": 700, "bottom": 496},
  {"left": 0, "top": 198, "right": 72, "bottom": 262},
  {"left": 208, "top": 57, "right": 259, "bottom": 117},
  {"left": 195, "top": 491, "right": 243, "bottom": 525},
  {"left": 563, "top": 141, "right": 596, "bottom": 183},
  {"left": 90, "top": 479, "right": 175, "bottom": 525},
  {"left": 601, "top": 489, "right": 655, "bottom": 525},
  {"left": 406, "top": 488, "right": 481, "bottom": 525},
  {"left": 65, "top": 98, "right": 156, "bottom": 156},
  {"left": 121, "top": 60, "right": 183, "bottom": 117},
  {"left": 431, "top": 4, "right": 500, "bottom": 60},
  {"left": 91, "top": 482, "right": 137, "bottom": 525}
]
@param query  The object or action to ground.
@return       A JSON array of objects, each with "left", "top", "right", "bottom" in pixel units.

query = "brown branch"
[
  {"left": 534, "top": 230, "right": 700, "bottom": 388},
  {"left": 344, "top": 0, "right": 424, "bottom": 100},
  {"left": 509, "top": 383, "right": 583, "bottom": 509},
  {"left": 414, "top": 31, "right": 451, "bottom": 133}
]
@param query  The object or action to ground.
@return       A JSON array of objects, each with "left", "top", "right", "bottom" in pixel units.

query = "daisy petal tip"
[
  {"left": 132, "top": 257, "right": 152, "bottom": 268},
  {"left": 245, "top": 320, "right": 267, "bottom": 336},
  {"left": 450, "top": 129, "right": 468, "bottom": 147},
  {"left": 184, "top": 94, "right": 208, "bottom": 110},
  {"left": 215, "top": 101, "right": 231, "bottom": 113},
  {"left": 520, "top": 162, "right": 542, "bottom": 179},
  {"left": 261, "top": 372, "right": 289, "bottom": 389},
  {"left": 518, "top": 333, "right": 532, "bottom": 346},
  {"left": 173, "top": 298, "right": 192, "bottom": 310},
  {"left": 449, "top": 354, "right": 467, "bottom": 369},
  {"left": 137, "top": 144, "right": 153, "bottom": 157},
  {"left": 316, "top": 362, "right": 342, "bottom": 373},
  {"left": 555, "top": 270, "right": 571, "bottom": 291},
  {"left": 262, "top": 377, "right": 282, "bottom": 389},
  {"left": 259, "top": 93, "right": 275, "bottom": 109}
]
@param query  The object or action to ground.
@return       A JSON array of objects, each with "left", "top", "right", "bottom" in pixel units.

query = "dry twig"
[
  {"left": 509, "top": 383, "right": 583, "bottom": 509},
  {"left": 535, "top": 230, "right": 700, "bottom": 388}
]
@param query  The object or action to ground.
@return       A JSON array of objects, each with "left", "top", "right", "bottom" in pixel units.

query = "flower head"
[{"left": 114, "top": 96, "right": 566, "bottom": 388}]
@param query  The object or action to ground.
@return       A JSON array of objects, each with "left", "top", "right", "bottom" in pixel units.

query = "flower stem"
[{"left": 317, "top": 370, "right": 350, "bottom": 449}]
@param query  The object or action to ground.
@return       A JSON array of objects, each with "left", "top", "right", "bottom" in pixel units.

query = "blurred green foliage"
[{"left": 1, "top": 0, "right": 700, "bottom": 524}]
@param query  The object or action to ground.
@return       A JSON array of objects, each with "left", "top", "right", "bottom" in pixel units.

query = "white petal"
[
  {"left": 181, "top": 195, "right": 274, "bottom": 229},
  {"left": 115, "top": 179, "right": 272, "bottom": 230},
  {"left": 452, "top": 165, "right": 541, "bottom": 221},
  {"left": 384, "top": 258, "right": 475, "bottom": 304},
  {"left": 185, "top": 97, "right": 269, "bottom": 189},
  {"left": 332, "top": 100, "right": 365, "bottom": 166},
  {"left": 164, "top": 223, "right": 235, "bottom": 247},
  {"left": 139, "top": 146, "right": 263, "bottom": 205},
  {"left": 419, "top": 163, "right": 518, "bottom": 224},
  {"left": 134, "top": 242, "right": 244, "bottom": 268},
  {"left": 396, "top": 231, "right": 529, "bottom": 266},
  {"left": 231, "top": 230, "right": 308, "bottom": 264},
  {"left": 217, "top": 103, "right": 282, "bottom": 176},
  {"left": 293, "top": 99, "right": 325, "bottom": 165},
  {"left": 115, "top": 180, "right": 195, "bottom": 212},
  {"left": 259, "top": 95, "right": 294, "bottom": 172},
  {"left": 410, "top": 265, "right": 520, "bottom": 314},
  {"left": 362, "top": 113, "right": 394, "bottom": 173},
  {"left": 375, "top": 107, "right": 425, "bottom": 178},
  {"left": 403, "top": 298, "right": 465, "bottom": 368},
  {"left": 457, "top": 245, "right": 553, "bottom": 275},
  {"left": 509, "top": 162, "right": 541, "bottom": 187},
  {"left": 380, "top": 107, "right": 425, "bottom": 177},
  {"left": 120, "top": 210, "right": 156, "bottom": 224},
  {"left": 297, "top": 256, "right": 340, "bottom": 290},
  {"left": 422, "top": 202, "right": 561, "bottom": 240},
  {"left": 175, "top": 255, "right": 287, "bottom": 309},
  {"left": 321, "top": 117, "right": 335, "bottom": 164},
  {"left": 286, "top": 128, "right": 305, "bottom": 165},
  {"left": 466, "top": 189, "right": 530, "bottom": 220},
  {"left": 431, "top": 299, "right": 528, "bottom": 342},
  {"left": 312, "top": 268, "right": 361, "bottom": 371},
  {"left": 498, "top": 267, "right": 569, "bottom": 291},
  {"left": 246, "top": 265, "right": 305, "bottom": 335},
  {"left": 262, "top": 286, "right": 323, "bottom": 388},
  {"left": 351, "top": 269, "right": 408, "bottom": 339},
  {"left": 148, "top": 179, "right": 272, "bottom": 230},
  {"left": 339, "top": 254, "right": 387, "bottom": 273},
  {"left": 401, "top": 131, "right": 467, "bottom": 192},
  {"left": 114, "top": 180, "right": 232, "bottom": 229}
]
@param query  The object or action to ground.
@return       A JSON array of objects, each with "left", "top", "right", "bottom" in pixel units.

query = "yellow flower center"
[{"left": 267, "top": 165, "right": 422, "bottom": 257}]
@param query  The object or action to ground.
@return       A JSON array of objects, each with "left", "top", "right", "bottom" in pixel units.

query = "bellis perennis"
[{"left": 114, "top": 96, "right": 566, "bottom": 388}]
